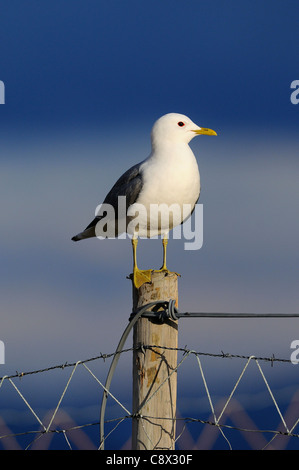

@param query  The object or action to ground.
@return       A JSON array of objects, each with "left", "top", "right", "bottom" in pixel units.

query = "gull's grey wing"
[
  {"left": 72, "top": 162, "right": 144, "bottom": 241},
  {"left": 103, "top": 162, "right": 143, "bottom": 212}
]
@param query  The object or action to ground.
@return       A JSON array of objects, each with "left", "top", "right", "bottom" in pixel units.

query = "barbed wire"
[
  {"left": 0, "top": 345, "right": 293, "bottom": 385},
  {"left": 0, "top": 344, "right": 298, "bottom": 450},
  {"left": 1, "top": 301, "right": 299, "bottom": 450},
  {"left": 2, "top": 412, "right": 299, "bottom": 447}
]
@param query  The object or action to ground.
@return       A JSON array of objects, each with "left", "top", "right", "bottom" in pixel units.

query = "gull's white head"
[{"left": 151, "top": 113, "right": 217, "bottom": 148}]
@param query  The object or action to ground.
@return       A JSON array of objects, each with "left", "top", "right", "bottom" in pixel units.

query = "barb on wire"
[{"left": 0, "top": 299, "right": 299, "bottom": 450}]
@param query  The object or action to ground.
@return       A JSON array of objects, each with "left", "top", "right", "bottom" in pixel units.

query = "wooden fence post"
[{"left": 131, "top": 271, "right": 179, "bottom": 450}]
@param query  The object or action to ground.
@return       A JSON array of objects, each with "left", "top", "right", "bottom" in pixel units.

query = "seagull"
[{"left": 72, "top": 113, "right": 217, "bottom": 288}]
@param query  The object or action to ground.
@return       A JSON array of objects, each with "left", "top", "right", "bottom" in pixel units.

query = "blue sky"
[
  {"left": 0, "top": 0, "right": 298, "bottom": 131},
  {"left": 0, "top": 0, "right": 299, "bottom": 449}
]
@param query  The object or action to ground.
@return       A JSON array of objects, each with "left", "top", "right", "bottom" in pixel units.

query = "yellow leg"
[
  {"left": 132, "top": 238, "right": 152, "bottom": 288},
  {"left": 154, "top": 237, "right": 180, "bottom": 277},
  {"left": 160, "top": 237, "right": 168, "bottom": 271}
]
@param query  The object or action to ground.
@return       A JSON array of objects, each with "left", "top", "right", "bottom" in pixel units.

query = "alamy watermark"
[
  {"left": 0, "top": 341, "right": 4, "bottom": 364},
  {"left": 0, "top": 81, "right": 5, "bottom": 104},
  {"left": 290, "top": 340, "right": 299, "bottom": 364},
  {"left": 290, "top": 80, "right": 299, "bottom": 105},
  {"left": 94, "top": 197, "right": 203, "bottom": 250}
]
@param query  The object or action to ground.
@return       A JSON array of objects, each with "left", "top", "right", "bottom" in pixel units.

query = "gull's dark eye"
[{"left": 177, "top": 121, "right": 185, "bottom": 127}]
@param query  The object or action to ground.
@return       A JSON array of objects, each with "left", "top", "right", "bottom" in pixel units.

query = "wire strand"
[{"left": 1, "top": 300, "right": 299, "bottom": 450}]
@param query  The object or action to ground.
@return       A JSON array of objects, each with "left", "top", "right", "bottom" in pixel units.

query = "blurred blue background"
[{"left": 0, "top": 0, "right": 299, "bottom": 449}]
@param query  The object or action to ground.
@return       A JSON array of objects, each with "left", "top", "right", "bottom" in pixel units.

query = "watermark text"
[
  {"left": 290, "top": 80, "right": 299, "bottom": 105},
  {"left": 0, "top": 341, "right": 4, "bottom": 364},
  {"left": 94, "top": 197, "right": 203, "bottom": 251},
  {"left": 0, "top": 81, "right": 5, "bottom": 104},
  {"left": 290, "top": 340, "right": 299, "bottom": 364}
]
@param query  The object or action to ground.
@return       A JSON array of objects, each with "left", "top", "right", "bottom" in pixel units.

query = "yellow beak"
[{"left": 192, "top": 127, "right": 217, "bottom": 136}]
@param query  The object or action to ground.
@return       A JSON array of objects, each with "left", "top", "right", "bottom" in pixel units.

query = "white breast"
[{"left": 128, "top": 143, "right": 200, "bottom": 238}]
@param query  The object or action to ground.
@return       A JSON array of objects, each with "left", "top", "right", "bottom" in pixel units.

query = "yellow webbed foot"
[{"left": 133, "top": 268, "right": 153, "bottom": 288}]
